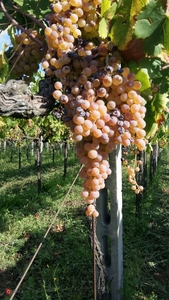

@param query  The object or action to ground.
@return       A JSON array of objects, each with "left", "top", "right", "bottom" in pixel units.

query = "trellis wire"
[{"left": 9, "top": 165, "right": 83, "bottom": 300}]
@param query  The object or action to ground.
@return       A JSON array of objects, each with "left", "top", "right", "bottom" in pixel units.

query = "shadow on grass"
[
  {"left": 0, "top": 149, "right": 77, "bottom": 186},
  {"left": 0, "top": 146, "right": 92, "bottom": 300},
  {"left": 123, "top": 148, "right": 169, "bottom": 300},
  {"left": 0, "top": 206, "right": 93, "bottom": 300},
  {"left": 0, "top": 150, "right": 81, "bottom": 233}
]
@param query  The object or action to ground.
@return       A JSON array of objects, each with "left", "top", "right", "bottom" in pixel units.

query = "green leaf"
[
  {"left": 101, "top": 0, "right": 111, "bottom": 17},
  {"left": 98, "top": 18, "right": 108, "bottom": 39},
  {"left": 109, "top": 0, "right": 147, "bottom": 50},
  {"left": 151, "top": 92, "right": 169, "bottom": 113},
  {"left": 159, "top": 80, "right": 169, "bottom": 94},
  {"left": 7, "top": 26, "right": 15, "bottom": 47},
  {"left": 162, "top": 17, "right": 169, "bottom": 51},
  {"left": 146, "top": 122, "right": 158, "bottom": 139},
  {"left": 135, "top": 69, "right": 151, "bottom": 91},
  {"left": 0, "top": 45, "right": 9, "bottom": 83},
  {"left": 14, "top": 0, "right": 51, "bottom": 19},
  {"left": 145, "top": 101, "right": 157, "bottom": 139},
  {"left": 139, "top": 58, "right": 162, "bottom": 79},
  {"left": 134, "top": 0, "right": 165, "bottom": 39},
  {"left": 144, "top": 32, "right": 163, "bottom": 56},
  {"left": 103, "top": 3, "right": 117, "bottom": 20},
  {"left": 145, "top": 92, "right": 169, "bottom": 139}
]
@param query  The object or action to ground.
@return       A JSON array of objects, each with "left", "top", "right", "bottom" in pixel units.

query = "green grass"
[
  {"left": 0, "top": 143, "right": 169, "bottom": 299},
  {"left": 122, "top": 148, "right": 169, "bottom": 300},
  {"left": 0, "top": 143, "right": 93, "bottom": 300}
]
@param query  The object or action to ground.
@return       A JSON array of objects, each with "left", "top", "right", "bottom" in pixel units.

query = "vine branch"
[
  {"left": 12, "top": 3, "right": 46, "bottom": 30},
  {"left": 0, "top": 0, "right": 47, "bottom": 50}
]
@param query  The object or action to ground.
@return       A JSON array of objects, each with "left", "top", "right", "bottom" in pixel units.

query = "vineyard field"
[{"left": 0, "top": 144, "right": 169, "bottom": 299}]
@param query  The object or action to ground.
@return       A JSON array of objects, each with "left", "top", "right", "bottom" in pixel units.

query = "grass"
[
  {"left": 122, "top": 148, "right": 169, "bottom": 299},
  {"left": 0, "top": 142, "right": 169, "bottom": 299},
  {"left": 0, "top": 142, "right": 93, "bottom": 300}
]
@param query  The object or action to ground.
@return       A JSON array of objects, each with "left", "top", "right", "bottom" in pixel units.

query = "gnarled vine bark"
[{"left": 0, "top": 79, "right": 55, "bottom": 118}]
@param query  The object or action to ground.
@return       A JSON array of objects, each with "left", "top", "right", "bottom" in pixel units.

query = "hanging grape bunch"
[
  {"left": 42, "top": 0, "right": 147, "bottom": 217},
  {"left": 10, "top": 29, "right": 45, "bottom": 82}
]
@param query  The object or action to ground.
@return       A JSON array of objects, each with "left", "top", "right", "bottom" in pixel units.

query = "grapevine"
[{"left": 1, "top": 0, "right": 169, "bottom": 217}]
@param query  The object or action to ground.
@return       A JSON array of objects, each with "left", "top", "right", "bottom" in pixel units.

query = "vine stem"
[
  {"left": 161, "top": 64, "right": 169, "bottom": 71},
  {"left": 0, "top": 0, "right": 47, "bottom": 50},
  {"left": 11, "top": 3, "right": 46, "bottom": 30}
]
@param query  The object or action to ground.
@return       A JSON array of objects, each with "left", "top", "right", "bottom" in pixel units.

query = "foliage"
[
  {"left": 29, "top": 69, "right": 45, "bottom": 94},
  {"left": 0, "top": 0, "right": 168, "bottom": 146},
  {"left": 0, "top": 43, "right": 9, "bottom": 83}
]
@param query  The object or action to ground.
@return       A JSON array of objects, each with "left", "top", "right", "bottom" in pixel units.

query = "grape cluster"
[
  {"left": 42, "top": 0, "right": 101, "bottom": 74},
  {"left": 42, "top": 1, "right": 147, "bottom": 217},
  {"left": 122, "top": 155, "right": 144, "bottom": 193},
  {"left": 50, "top": 43, "right": 147, "bottom": 216},
  {"left": 10, "top": 29, "right": 45, "bottom": 81}
]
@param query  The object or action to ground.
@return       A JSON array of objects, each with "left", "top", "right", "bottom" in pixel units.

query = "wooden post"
[
  {"left": 63, "top": 141, "right": 68, "bottom": 177},
  {"left": 18, "top": 143, "right": 21, "bottom": 169},
  {"left": 96, "top": 145, "right": 123, "bottom": 300},
  {"left": 37, "top": 138, "right": 42, "bottom": 194},
  {"left": 3, "top": 140, "right": 6, "bottom": 152},
  {"left": 31, "top": 140, "right": 34, "bottom": 156}
]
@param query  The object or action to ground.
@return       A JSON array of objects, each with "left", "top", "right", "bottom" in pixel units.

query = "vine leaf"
[
  {"left": 98, "top": 18, "right": 108, "bottom": 39},
  {"left": 103, "top": 3, "right": 117, "bottom": 19},
  {"left": 99, "top": 3, "right": 117, "bottom": 39},
  {"left": 0, "top": 45, "right": 9, "bottom": 83},
  {"left": 146, "top": 122, "right": 159, "bottom": 139},
  {"left": 145, "top": 101, "right": 158, "bottom": 139},
  {"left": 135, "top": 69, "right": 151, "bottom": 92},
  {"left": 163, "top": 17, "right": 169, "bottom": 51},
  {"left": 101, "top": 0, "right": 111, "bottom": 17},
  {"left": 145, "top": 93, "right": 169, "bottom": 139},
  {"left": 151, "top": 92, "right": 169, "bottom": 113},
  {"left": 138, "top": 58, "right": 162, "bottom": 79},
  {"left": 7, "top": 26, "right": 15, "bottom": 47},
  {"left": 109, "top": 0, "right": 146, "bottom": 50},
  {"left": 14, "top": 0, "right": 51, "bottom": 18},
  {"left": 134, "top": 0, "right": 165, "bottom": 39}
]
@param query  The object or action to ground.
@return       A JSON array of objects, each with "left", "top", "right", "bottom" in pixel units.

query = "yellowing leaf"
[
  {"left": 110, "top": 0, "right": 147, "bottom": 50},
  {"left": 0, "top": 44, "right": 9, "bottom": 83},
  {"left": 101, "top": 0, "right": 111, "bottom": 17},
  {"left": 98, "top": 18, "right": 108, "bottom": 39},
  {"left": 152, "top": 93, "right": 169, "bottom": 112},
  {"left": 146, "top": 123, "right": 158, "bottom": 139},
  {"left": 103, "top": 3, "right": 117, "bottom": 20},
  {"left": 0, "top": 118, "right": 6, "bottom": 128}
]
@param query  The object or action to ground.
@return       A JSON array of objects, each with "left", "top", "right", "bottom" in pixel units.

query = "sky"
[{"left": 0, "top": 31, "right": 11, "bottom": 51}]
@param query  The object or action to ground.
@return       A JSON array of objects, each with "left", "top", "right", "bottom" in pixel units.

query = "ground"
[{"left": 0, "top": 142, "right": 169, "bottom": 299}]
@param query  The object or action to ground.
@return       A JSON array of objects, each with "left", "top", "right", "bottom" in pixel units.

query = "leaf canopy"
[{"left": 13, "top": 0, "right": 50, "bottom": 19}]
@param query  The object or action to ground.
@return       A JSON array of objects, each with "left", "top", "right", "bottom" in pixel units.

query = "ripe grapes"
[
  {"left": 41, "top": 1, "right": 147, "bottom": 217},
  {"left": 10, "top": 29, "right": 45, "bottom": 82}
]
